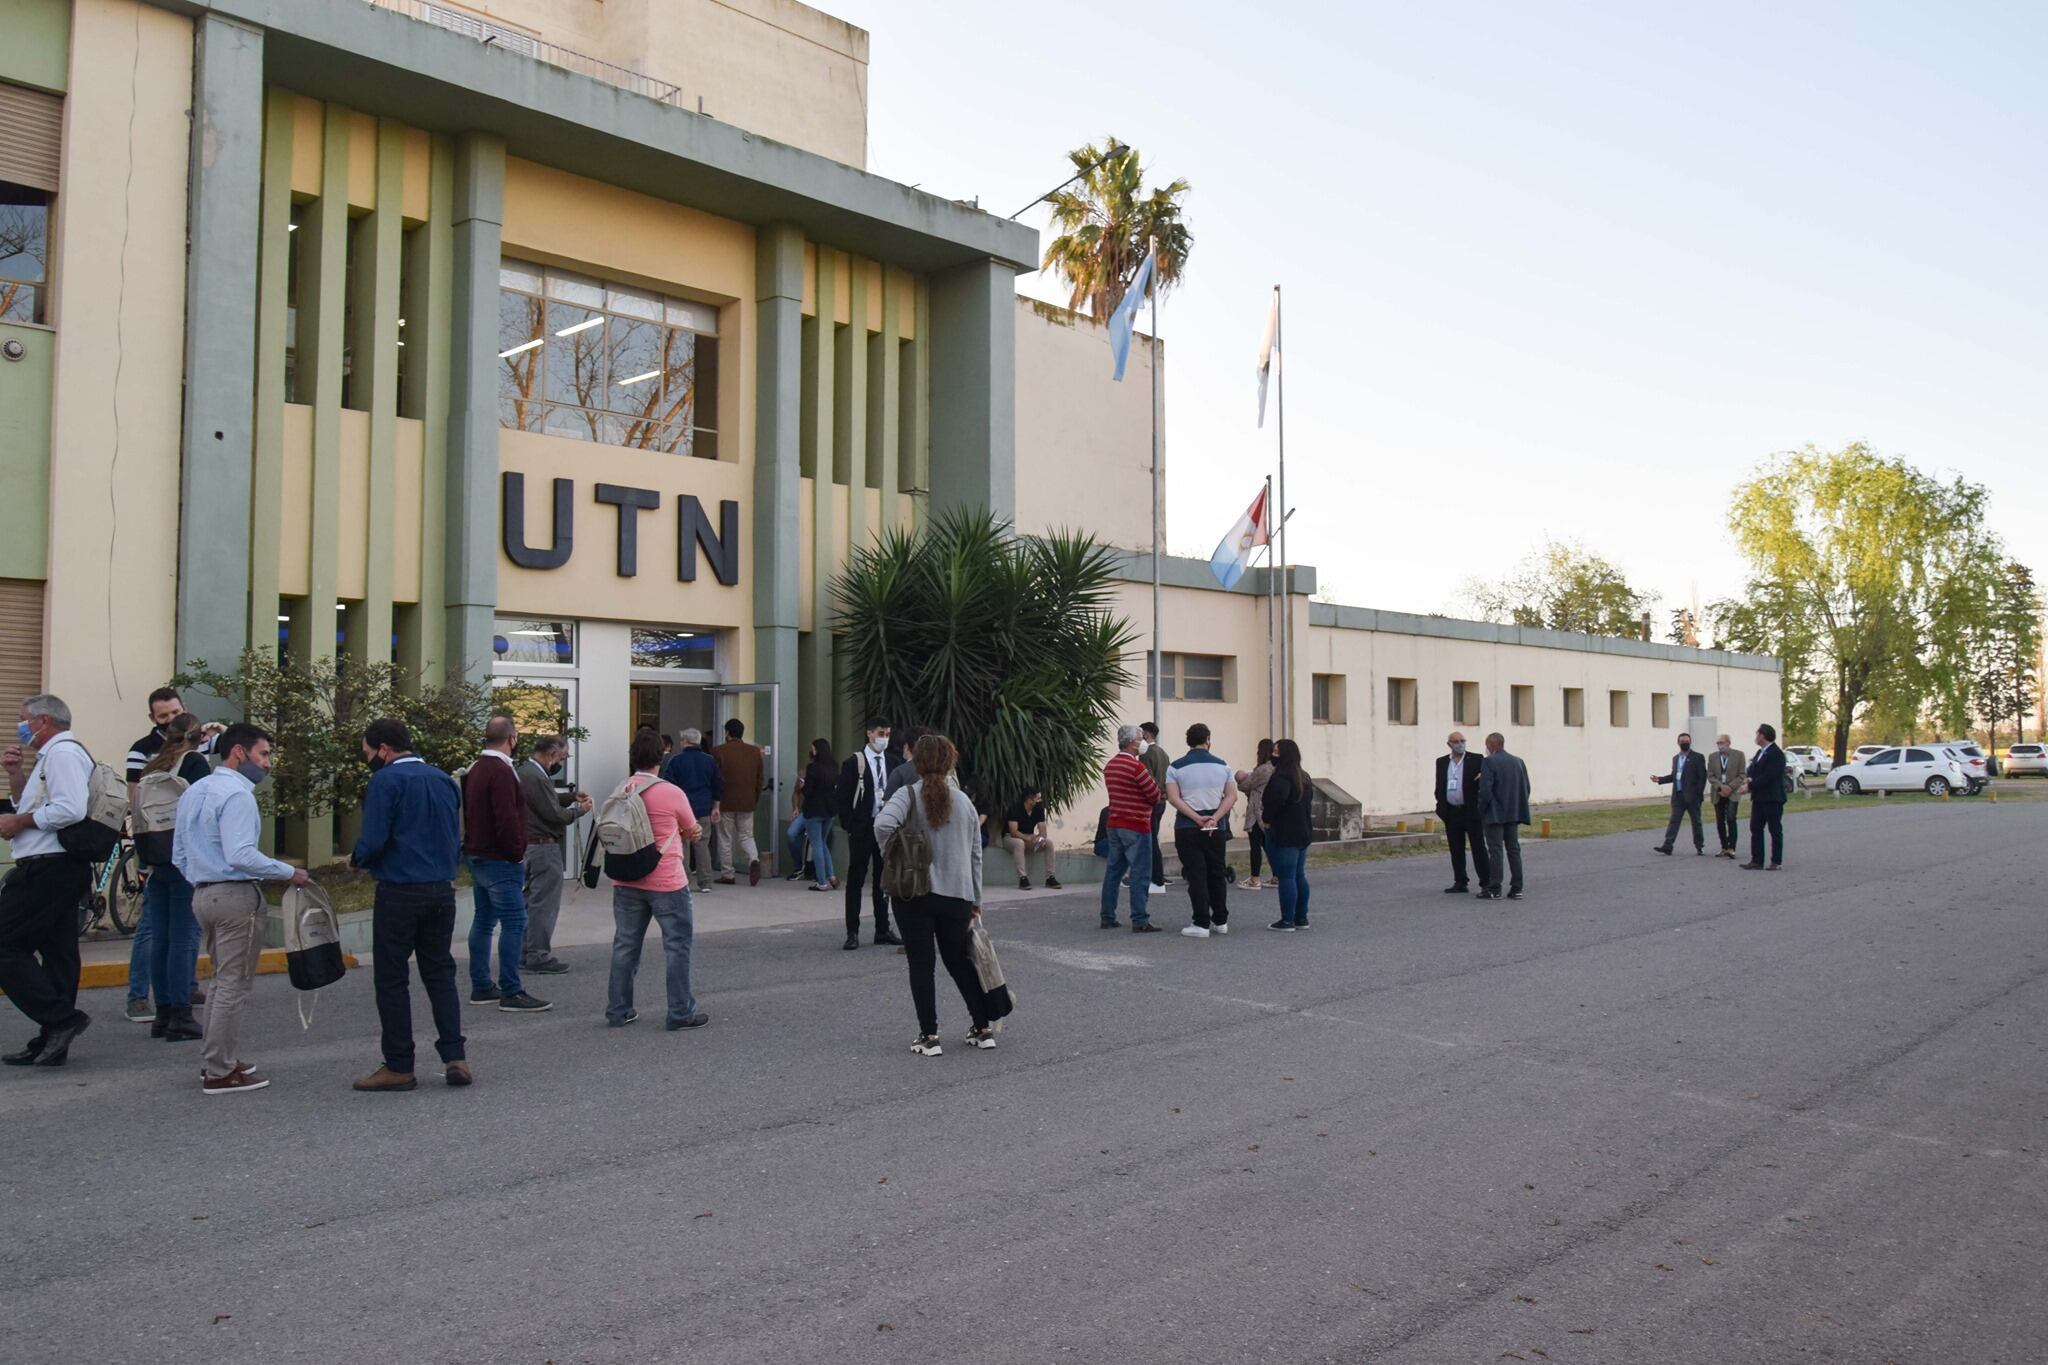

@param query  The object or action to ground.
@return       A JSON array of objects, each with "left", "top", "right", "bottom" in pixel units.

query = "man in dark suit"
[
  {"left": 834, "top": 719, "right": 903, "bottom": 950},
  {"left": 1651, "top": 731, "right": 1709, "bottom": 855},
  {"left": 1476, "top": 732, "right": 1531, "bottom": 900},
  {"left": 1739, "top": 723, "right": 1788, "bottom": 870},
  {"left": 1705, "top": 734, "right": 1746, "bottom": 859},
  {"left": 1433, "top": 731, "right": 1490, "bottom": 893}
]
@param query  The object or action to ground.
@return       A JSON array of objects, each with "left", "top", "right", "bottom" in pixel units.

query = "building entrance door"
[
  {"left": 630, "top": 681, "right": 715, "bottom": 747},
  {"left": 709, "top": 682, "right": 782, "bottom": 876}
]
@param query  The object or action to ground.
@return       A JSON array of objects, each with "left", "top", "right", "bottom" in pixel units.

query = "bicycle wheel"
[{"left": 107, "top": 846, "right": 144, "bottom": 934}]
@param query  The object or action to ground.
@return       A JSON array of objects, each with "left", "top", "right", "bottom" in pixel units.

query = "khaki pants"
[
  {"left": 1004, "top": 833, "right": 1056, "bottom": 881},
  {"left": 713, "top": 813, "right": 760, "bottom": 878},
  {"left": 193, "top": 882, "right": 266, "bottom": 1080}
]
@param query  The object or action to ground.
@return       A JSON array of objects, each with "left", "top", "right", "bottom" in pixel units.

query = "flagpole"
[
  {"left": 1264, "top": 475, "right": 1276, "bottom": 742},
  {"left": 1149, "top": 238, "right": 1163, "bottom": 734},
  {"left": 1275, "top": 284, "right": 1290, "bottom": 736}
]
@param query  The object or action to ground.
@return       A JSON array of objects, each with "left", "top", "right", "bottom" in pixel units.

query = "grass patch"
[{"left": 261, "top": 863, "right": 474, "bottom": 916}]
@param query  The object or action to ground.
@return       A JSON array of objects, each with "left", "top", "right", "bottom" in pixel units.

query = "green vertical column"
[
  {"left": 350, "top": 118, "right": 404, "bottom": 666},
  {"left": 927, "top": 258, "right": 1016, "bottom": 522},
  {"left": 907, "top": 281, "right": 931, "bottom": 531},
  {"left": 754, "top": 223, "right": 804, "bottom": 858},
  {"left": 870, "top": 271, "right": 901, "bottom": 534},
  {"left": 445, "top": 132, "right": 505, "bottom": 685},
  {"left": 401, "top": 137, "right": 456, "bottom": 687},
  {"left": 804, "top": 248, "right": 837, "bottom": 748},
  {"left": 833, "top": 257, "right": 869, "bottom": 748},
  {"left": 248, "top": 88, "right": 294, "bottom": 658},
  {"left": 176, "top": 14, "right": 262, "bottom": 702}
]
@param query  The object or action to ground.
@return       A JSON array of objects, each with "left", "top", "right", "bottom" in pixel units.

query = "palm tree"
[
  {"left": 832, "top": 509, "right": 1136, "bottom": 816},
  {"left": 1041, "top": 137, "right": 1193, "bottom": 320}
]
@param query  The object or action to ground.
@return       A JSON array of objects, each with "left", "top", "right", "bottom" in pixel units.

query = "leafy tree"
[
  {"left": 1708, "top": 443, "right": 2004, "bottom": 765},
  {"left": 1973, "top": 561, "right": 2042, "bottom": 751},
  {"left": 174, "top": 651, "right": 581, "bottom": 823},
  {"left": 1462, "top": 539, "right": 1653, "bottom": 639},
  {"left": 832, "top": 509, "right": 1136, "bottom": 817},
  {"left": 1041, "top": 137, "right": 1193, "bottom": 320}
]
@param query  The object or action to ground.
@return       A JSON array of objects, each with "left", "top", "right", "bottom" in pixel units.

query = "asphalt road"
[{"left": 4, "top": 799, "right": 2044, "bottom": 1365}]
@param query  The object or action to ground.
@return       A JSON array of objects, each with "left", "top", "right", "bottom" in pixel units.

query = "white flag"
[{"left": 1256, "top": 287, "right": 1279, "bottom": 427}]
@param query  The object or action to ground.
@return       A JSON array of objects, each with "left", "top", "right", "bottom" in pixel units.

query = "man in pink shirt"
[{"left": 607, "top": 731, "right": 708, "bottom": 1030}]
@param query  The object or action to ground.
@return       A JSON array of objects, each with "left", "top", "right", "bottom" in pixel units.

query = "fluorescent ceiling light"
[
  {"left": 554, "top": 316, "right": 603, "bottom": 337},
  {"left": 276, "top": 614, "right": 290, "bottom": 622},
  {"left": 616, "top": 369, "right": 661, "bottom": 387},
  {"left": 498, "top": 338, "right": 543, "bottom": 358},
  {"left": 509, "top": 629, "right": 559, "bottom": 637}
]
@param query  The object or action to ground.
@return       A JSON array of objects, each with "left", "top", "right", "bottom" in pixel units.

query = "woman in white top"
[{"left": 873, "top": 734, "right": 992, "bottom": 1057}]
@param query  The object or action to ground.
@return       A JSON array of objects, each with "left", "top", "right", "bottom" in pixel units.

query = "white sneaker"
[
  {"left": 910, "top": 1034, "right": 943, "bottom": 1056},
  {"left": 1181, "top": 925, "right": 1210, "bottom": 938},
  {"left": 1149, "top": 883, "right": 1168, "bottom": 895},
  {"left": 1212, "top": 922, "right": 1230, "bottom": 935}
]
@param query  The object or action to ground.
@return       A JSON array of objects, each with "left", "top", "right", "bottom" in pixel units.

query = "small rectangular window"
[
  {"left": 1688, "top": 693, "right": 1707, "bottom": 717},
  {"left": 1651, "top": 693, "right": 1670, "bottom": 729},
  {"left": 1562, "top": 687, "right": 1585, "bottom": 728},
  {"left": 1386, "top": 676, "right": 1417, "bottom": 726},
  {"left": 1452, "top": 680, "right": 1480, "bottom": 727},
  {"left": 0, "top": 181, "right": 53, "bottom": 325},
  {"left": 1511, "top": 684, "right": 1535, "bottom": 727},
  {"left": 1609, "top": 690, "right": 1630, "bottom": 727},
  {"left": 1180, "top": 653, "right": 1226, "bottom": 702},
  {"left": 491, "top": 617, "right": 575, "bottom": 667},
  {"left": 1313, "top": 674, "right": 1347, "bottom": 725}
]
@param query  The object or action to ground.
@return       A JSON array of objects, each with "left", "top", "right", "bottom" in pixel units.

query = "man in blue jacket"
[
  {"left": 350, "top": 718, "right": 467, "bottom": 1092},
  {"left": 661, "top": 728, "right": 722, "bottom": 894}
]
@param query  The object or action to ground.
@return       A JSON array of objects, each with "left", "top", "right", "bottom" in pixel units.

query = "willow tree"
[
  {"left": 1041, "top": 137, "right": 1193, "bottom": 320},
  {"left": 1462, "top": 538, "right": 1654, "bottom": 639},
  {"left": 832, "top": 510, "right": 1135, "bottom": 816},
  {"left": 1710, "top": 443, "right": 2003, "bottom": 763}
]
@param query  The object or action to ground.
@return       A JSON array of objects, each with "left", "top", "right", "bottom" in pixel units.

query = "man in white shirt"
[
  {"left": 1433, "top": 732, "right": 1490, "bottom": 894},
  {"left": 175, "top": 722, "right": 308, "bottom": 1095},
  {"left": 0, "top": 694, "right": 99, "bottom": 1068}
]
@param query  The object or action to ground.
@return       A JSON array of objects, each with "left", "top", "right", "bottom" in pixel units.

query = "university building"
[{"left": 1, "top": 0, "right": 1779, "bottom": 865}]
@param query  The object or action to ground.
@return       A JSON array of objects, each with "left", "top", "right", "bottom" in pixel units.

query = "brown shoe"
[
  {"left": 748, "top": 858, "right": 761, "bottom": 887},
  {"left": 352, "top": 1066, "right": 418, "bottom": 1092},
  {"left": 201, "top": 1066, "right": 270, "bottom": 1097},
  {"left": 445, "top": 1060, "right": 473, "bottom": 1087}
]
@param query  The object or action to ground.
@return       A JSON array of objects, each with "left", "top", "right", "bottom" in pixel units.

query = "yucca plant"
[{"left": 832, "top": 509, "right": 1137, "bottom": 817}]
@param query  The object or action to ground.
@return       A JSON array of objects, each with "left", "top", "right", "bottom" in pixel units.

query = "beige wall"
[
  {"left": 1013, "top": 298, "right": 1158, "bottom": 551},
  {"left": 42, "top": 0, "right": 192, "bottom": 760},
  {"left": 413, "top": 0, "right": 869, "bottom": 167}
]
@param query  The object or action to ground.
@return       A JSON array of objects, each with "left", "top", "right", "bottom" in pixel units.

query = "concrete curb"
[{"left": 20, "top": 950, "right": 364, "bottom": 995}]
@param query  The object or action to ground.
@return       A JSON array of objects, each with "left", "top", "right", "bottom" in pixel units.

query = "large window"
[
  {"left": 1147, "top": 652, "right": 1230, "bottom": 702},
  {"left": 0, "top": 181, "right": 51, "bottom": 325},
  {"left": 491, "top": 617, "right": 575, "bottom": 667},
  {"left": 630, "top": 628, "right": 716, "bottom": 671},
  {"left": 498, "top": 259, "right": 720, "bottom": 458}
]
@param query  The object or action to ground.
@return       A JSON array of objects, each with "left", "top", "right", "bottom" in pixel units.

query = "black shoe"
[
  {"left": 1292, "top": 921, "right": 1311, "bottom": 930},
  {"left": 1767, "top": 863, "right": 1783, "bottom": 871},
  {"left": 1653, "top": 845, "right": 1672, "bottom": 855},
  {"left": 1045, "top": 877, "right": 1063, "bottom": 889},
  {"left": 2, "top": 1037, "right": 46, "bottom": 1066},
  {"left": 1267, "top": 919, "right": 1296, "bottom": 932},
  {"left": 875, "top": 930, "right": 904, "bottom": 947},
  {"left": 1475, "top": 889, "right": 1502, "bottom": 900},
  {"left": 190, "top": 989, "right": 206, "bottom": 1006},
  {"left": 1132, "top": 923, "right": 1162, "bottom": 934},
  {"left": 1443, "top": 884, "right": 1468, "bottom": 893},
  {"left": 1099, "top": 920, "right": 1122, "bottom": 929},
  {"left": 525, "top": 958, "right": 570, "bottom": 975},
  {"left": 32, "top": 1014, "right": 89, "bottom": 1067},
  {"left": 609, "top": 1009, "right": 640, "bottom": 1028},
  {"left": 497, "top": 992, "right": 553, "bottom": 1013},
  {"left": 1506, "top": 890, "right": 1524, "bottom": 900},
  {"left": 1695, "top": 847, "right": 1705, "bottom": 856},
  {"left": 163, "top": 1006, "right": 202, "bottom": 1042},
  {"left": 666, "top": 1013, "right": 709, "bottom": 1031},
  {"left": 1018, "top": 877, "right": 1033, "bottom": 890},
  {"left": 1737, "top": 862, "right": 1763, "bottom": 870},
  {"left": 843, "top": 935, "right": 860, "bottom": 951},
  {"left": 470, "top": 986, "right": 501, "bottom": 1005},
  {"left": 150, "top": 1009, "right": 170, "bottom": 1040}
]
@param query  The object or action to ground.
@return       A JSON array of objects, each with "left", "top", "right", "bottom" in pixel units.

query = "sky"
[{"left": 831, "top": 0, "right": 2047, "bottom": 634}]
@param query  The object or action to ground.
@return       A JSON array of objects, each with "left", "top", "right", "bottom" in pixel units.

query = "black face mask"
[
  {"left": 366, "top": 755, "right": 386, "bottom": 773},
  {"left": 1678, "top": 741, "right": 1692, "bottom": 751}
]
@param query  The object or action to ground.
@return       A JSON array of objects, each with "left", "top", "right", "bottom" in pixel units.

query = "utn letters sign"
[{"left": 502, "top": 472, "right": 740, "bottom": 585}]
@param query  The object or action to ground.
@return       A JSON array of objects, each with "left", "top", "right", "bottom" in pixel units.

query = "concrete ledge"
[{"left": 61, "top": 949, "right": 361, "bottom": 993}]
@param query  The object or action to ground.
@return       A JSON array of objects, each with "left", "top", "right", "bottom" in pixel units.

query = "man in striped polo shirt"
[
  {"left": 1099, "top": 725, "right": 1163, "bottom": 933},
  {"left": 1166, "top": 723, "right": 1240, "bottom": 938}
]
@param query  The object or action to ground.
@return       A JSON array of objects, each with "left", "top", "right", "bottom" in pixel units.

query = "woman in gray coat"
[{"left": 873, "top": 733, "right": 993, "bottom": 1057}]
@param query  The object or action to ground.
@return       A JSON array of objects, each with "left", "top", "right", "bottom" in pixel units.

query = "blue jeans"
[
  {"left": 139, "top": 864, "right": 201, "bottom": 1009},
  {"left": 1269, "top": 844, "right": 1311, "bottom": 925},
  {"left": 788, "top": 815, "right": 835, "bottom": 886},
  {"left": 1100, "top": 827, "right": 1153, "bottom": 926},
  {"left": 466, "top": 856, "right": 528, "bottom": 995},
  {"left": 608, "top": 885, "right": 696, "bottom": 1024}
]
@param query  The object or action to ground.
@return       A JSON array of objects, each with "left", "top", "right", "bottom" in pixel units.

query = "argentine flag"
[
  {"left": 1210, "top": 484, "right": 1272, "bottom": 590},
  {"left": 1107, "top": 246, "right": 1157, "bottom": 382}
]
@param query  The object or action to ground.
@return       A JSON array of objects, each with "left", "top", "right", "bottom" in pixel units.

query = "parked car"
[
  {"left": 1826, "top": 747, "right": 1972, "bottom": 797},
  {"left": 1852, "top": 744, "right": 1891, "bottom": 762},
  {"left": 1939, "top": 742, "right": 1992, "bottom": 793},
  {"left": 1785, "top": 745, "right": 1833, "bottom": 776},
  {"left": 2005, "top": 743, "right": 2048, "bottom": 777}
]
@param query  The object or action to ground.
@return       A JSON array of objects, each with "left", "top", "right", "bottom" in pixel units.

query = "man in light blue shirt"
[
  {"left": 174, "top": 723, "right": 307, "bottom": 1096},
  {"left": 1165, "top": 723, "right": 1240, "bottom": 939}
]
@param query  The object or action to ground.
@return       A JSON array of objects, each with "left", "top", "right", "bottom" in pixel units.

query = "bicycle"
[{"left": 76, "top": 835, "right": 143, "bottom": 938}]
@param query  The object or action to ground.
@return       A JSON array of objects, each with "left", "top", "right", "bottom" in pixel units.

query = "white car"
[
  {"left": 1784, "top": 745, "right": 1833, "bottom": 776},
  {"left": 1827, "top": 746, "right": 1972, "bottom": 797},
  {"left": 1939, "top": 742, "right": 1992, "bottom": 794},
  {"left": 2005, "top": 743, "right": 2048, "bottom": 777},
  {"left": 1852, "top": 744, "right": 1891, "bottom": 762}
]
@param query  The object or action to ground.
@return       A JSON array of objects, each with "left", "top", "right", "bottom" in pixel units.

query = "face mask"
[
  {"left": 1449, "top": 742, "right": 1466, "bottom": 755},
  {"left": 15, "top": 722, "right": 32, "bottom": 745},
  {"left": 1678, "top": 741, "right": 1691, "bottom": 751},
  {"left": 868, "top": 737, "right": 888, "bottom": 754},
  {"left": 1138, "top": 740, "right": 1152, "bottom": 755},
  {"left": 1716, "top": 743, "right": 1729, "bottom": 754},
  {"left": 366, "top": 754, "right": 386, "bottom": 773},
  {"left": 241, "top": 761, "right": 268, "bottom": 787}
]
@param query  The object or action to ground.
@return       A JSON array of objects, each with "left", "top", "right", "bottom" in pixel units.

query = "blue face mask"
[
  {"left": 16, "top": 722, "right": 33, "bottom": 745},
  {"left": 240, "top": 761, "right": 267, "bottom": 787}
]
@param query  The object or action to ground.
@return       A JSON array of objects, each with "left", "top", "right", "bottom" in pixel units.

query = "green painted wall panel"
[
  {"left": 0, "top": 0, "right": 71, "bottom": 94},
  {"left": 752, "top": 222, "right": 804, "bottom": 824},
  {"left": 247, "top": 87, "right": 294, "bottom": 653},
  {"left": 0, "top": 322, "right": 53, "bottom": 580}
]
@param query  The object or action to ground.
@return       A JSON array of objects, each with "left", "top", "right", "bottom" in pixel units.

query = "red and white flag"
[{"left": 1210, "top": 484, "right": 1273, "bottom": 590}]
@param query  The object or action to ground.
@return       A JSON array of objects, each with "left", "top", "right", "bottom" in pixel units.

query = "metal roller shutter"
[
  {"left": 0, "top": 578, "right": 47, "bottom": 721},
  {"left": 0, "top": 82, "right": 63, "bottom": 192}
]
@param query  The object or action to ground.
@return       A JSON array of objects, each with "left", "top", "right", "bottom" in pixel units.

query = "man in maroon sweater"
[{"left": 463, "top": 717, "right": 550, "bottom": 1013}]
